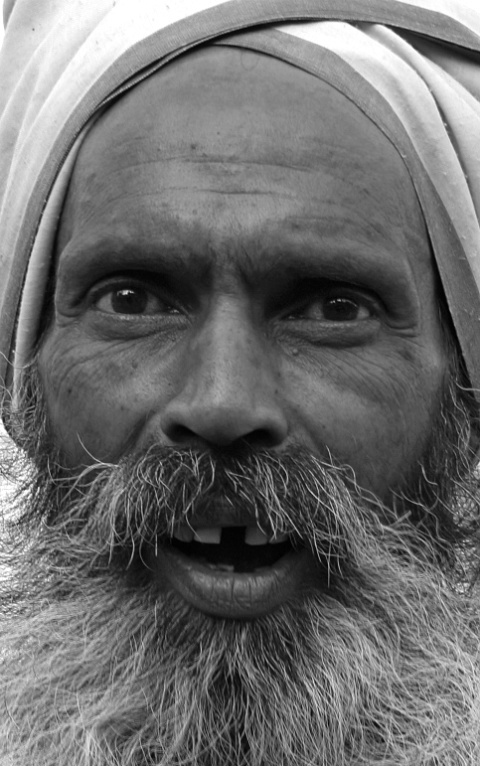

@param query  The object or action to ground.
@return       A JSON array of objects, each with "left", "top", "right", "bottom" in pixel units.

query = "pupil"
[
  {"left": 324, "top": 297, "right": 358, "bottom": 321},
  {"left": 111, "top": 288, "right": 148, "bottom": 314}
]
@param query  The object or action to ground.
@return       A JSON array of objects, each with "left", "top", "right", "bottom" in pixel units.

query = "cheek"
[
  {"left": 284, "top": 344, "right": 446, "bottom": 498},
  {"left": 38, "top": 337, "right": 159, "bottom": 465},
  {"left": 38, "top": 319, "right": 447, "bottom": 494}
]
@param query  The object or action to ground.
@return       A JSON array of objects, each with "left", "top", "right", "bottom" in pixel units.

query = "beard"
[{"left": 1, "top": 358, "right": 480, "bottom": 765}]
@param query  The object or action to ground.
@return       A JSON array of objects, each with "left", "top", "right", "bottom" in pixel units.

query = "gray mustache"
[{"left": 66, "top": 444, "right": 360, "bottom": 574}]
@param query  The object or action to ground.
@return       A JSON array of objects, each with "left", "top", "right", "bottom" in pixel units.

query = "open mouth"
[
  {"left": 168, "top": 525, "right": 293, "bottom": 573},
  {"left": 149, "top": 523, "right": 312, "bottom": 619}
]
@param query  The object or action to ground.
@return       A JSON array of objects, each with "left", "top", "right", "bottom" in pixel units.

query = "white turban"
[{"left": 1, "top": 0, "right": 480, "bottom": 401}]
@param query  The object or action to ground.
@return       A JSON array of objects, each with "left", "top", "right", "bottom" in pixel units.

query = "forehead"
[{"left": 57, "top": 45, "right": 433, "bottom": 294}]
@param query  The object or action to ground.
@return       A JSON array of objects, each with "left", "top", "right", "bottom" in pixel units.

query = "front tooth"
[
  {"left": 269, "top": 532, "right": 290, "bottom": 544},
  {"left": 173, "top": 526, "right": 194, "bottom": 543},
  {"left": 245, "top": 526, "right": 270, "bottom": 546},
  {"left": 193, "top": 527, "right": 222, "bottom": 544}
]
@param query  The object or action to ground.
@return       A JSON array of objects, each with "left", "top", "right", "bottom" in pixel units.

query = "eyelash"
[
  {"left": 86, "top": 273, "right": 381, "bottom": 330},
  {"left": 284, "top": 285, "right": 380, "bottom": 321},
  {"left": 89, "top": 277, "right": 178, "bottom": 316}
]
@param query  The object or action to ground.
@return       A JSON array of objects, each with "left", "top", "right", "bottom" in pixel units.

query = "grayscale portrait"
[{"left": 1, "top": 1, "right": 480, "bottom": 763}]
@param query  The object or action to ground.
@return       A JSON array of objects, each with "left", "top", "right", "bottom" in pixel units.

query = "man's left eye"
[
  {"left": 290, "top": 292, "right": 375, "bottom": 322},
  {"left": 93, "top": 285, "right": 175, "bottom": 315},
  {"left": 321, "top": 296, "right": 372, "bottom": 322}
]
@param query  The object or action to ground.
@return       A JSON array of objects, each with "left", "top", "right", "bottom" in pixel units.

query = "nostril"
[
  {"left": 240, "top": 428, "right": 283, "bottom": 450},
  {"left": 162, "top": 422, "right": 200, "bottom": 446},
  {"left": 163, "top": 425, "right": 285, "bottom": 450},
  {"left": 161, "top": 396, "right": 288, "bottom": 449}
]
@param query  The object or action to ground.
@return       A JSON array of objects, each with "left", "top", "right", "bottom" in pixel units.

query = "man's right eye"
[{"left": 92, "top": 284, "right": 177, "bottom": 316}]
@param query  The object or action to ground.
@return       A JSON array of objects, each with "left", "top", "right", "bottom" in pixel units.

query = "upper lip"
[
  {"left": 184, "top": 516, "right": 265, "bottom": 530},
  {"left": 175, "top": 502, "right": 274, "bottom": 533},
  {"left": 171, "top": 520, "right": 291, "bottom": 547}
]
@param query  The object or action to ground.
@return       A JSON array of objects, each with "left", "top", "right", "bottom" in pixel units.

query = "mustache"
[{"left": 38, "top": 444, "right": 385, "bottom": 580}]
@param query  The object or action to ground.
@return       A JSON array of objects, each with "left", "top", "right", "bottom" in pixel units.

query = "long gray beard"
[{"left": 1, "top": 367, "right": 480, "bottom": 765}]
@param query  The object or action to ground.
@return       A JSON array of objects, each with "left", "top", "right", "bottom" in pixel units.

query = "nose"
[{"left": 160, "top": 308, "right": 288, "bottom": 449}]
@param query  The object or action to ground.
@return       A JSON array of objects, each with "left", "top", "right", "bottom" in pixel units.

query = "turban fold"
[{"left": 1, "top": 0, "right": 480, "bottom": 401}]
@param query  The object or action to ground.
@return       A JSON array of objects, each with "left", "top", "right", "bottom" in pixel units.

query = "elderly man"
[{"left": 1, "top": 0, "right": 480, "bottom": 763}]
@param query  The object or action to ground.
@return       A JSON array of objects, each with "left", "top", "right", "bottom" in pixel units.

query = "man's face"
[
  {"left": 4, "top": 46, "right": 480, "bottom": 766},
  {"left": 37, "top": 45, "right": 446, "bottom": 619}
]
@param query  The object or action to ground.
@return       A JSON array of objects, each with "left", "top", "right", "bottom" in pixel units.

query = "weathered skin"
[
  {"left": 5, "top": 47, "right": 480, "bottom": 766},
  {"left": 39, "top": 45, "right": 446, "bottom": 500}
]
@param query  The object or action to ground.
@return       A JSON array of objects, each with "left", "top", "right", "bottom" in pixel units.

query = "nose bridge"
[
  {"left": 160, "top": 302, "right": 288, "bottom": 447},
  {"left": 195, "top": 304, "right": 261, "bottom": 401}
]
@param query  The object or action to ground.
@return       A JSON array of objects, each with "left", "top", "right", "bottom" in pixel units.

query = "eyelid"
[
  {"left": 89, "top": 274, "right": 165, "bottom": 304},
  {"left": 87, "top": 273, "right": 181, "bottom": 318},
  {"left": 327, "top": 289, "right": 380, "bottom": 317},
  {"left": 324, "top": 282, "right": 381, "bottom": 304},
  {"left": 285, "top": 282, "right": 382, "bottom": 319}
]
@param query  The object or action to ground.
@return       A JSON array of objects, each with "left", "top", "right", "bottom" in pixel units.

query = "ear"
[{"left": 3, "top": 0, "right": 17, "bottom": 27}]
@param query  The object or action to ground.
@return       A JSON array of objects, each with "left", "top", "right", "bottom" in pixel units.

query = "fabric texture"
[{"left": 1, "top": 0, "right": 480, "bottom": 402}]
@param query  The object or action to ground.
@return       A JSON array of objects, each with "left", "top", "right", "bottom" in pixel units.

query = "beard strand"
[{"left": 1, "top": 361, "right": 480, "bottom": 765}]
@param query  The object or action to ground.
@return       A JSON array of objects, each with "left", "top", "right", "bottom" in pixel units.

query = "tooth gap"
[
  {"left": 170, "top": 533, "right": 292, "bottom": 572},
  {"left": 220, "top": 526, "right": 247, "bottom": 544}
]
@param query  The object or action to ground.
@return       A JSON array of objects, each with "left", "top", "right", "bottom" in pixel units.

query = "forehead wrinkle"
[
  {"left": 79, "top": 154, "right": 321, "bottom": 175},
  {"left": 74, "top": 159, "right": 324, "bottom": 208},
  {"left": 58, "top": 201, "right": 421, "bottom": 293}
]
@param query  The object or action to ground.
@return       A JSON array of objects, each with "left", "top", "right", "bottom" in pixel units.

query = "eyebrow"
[{"left": 56, "top": 232, "right": 421, "bottom": 335}]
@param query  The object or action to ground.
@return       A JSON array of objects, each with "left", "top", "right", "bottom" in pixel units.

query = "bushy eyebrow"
[
  {"left": 59, "top": 213, "right": 415, "bottom": 275},
  {"left": 55, "top": 225, "right": 421, "bottom": 330}
]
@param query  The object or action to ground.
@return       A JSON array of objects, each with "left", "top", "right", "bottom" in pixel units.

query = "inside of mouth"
[{"left": 170, "top": 526, "right": 292, "bottom": 573}]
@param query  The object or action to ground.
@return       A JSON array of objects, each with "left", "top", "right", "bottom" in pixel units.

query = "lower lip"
[{"left": 148, "top": 544, "right": 317, "bottom": 619}]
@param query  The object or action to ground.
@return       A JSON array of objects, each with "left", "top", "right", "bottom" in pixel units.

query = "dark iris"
[
  {"left": 111, "top": 288, "right": 149, "bottom": 314},
  {"left": 323, "top": 297, "right": 360, "bottom": 321},
  {"left": 171, "top": 527, "right": 292, "bottom": 573}
]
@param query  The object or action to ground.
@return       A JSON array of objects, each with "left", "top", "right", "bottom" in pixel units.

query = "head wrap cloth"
[{"left": 1, "top": 0, "right": 480, "bottom": 402}]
